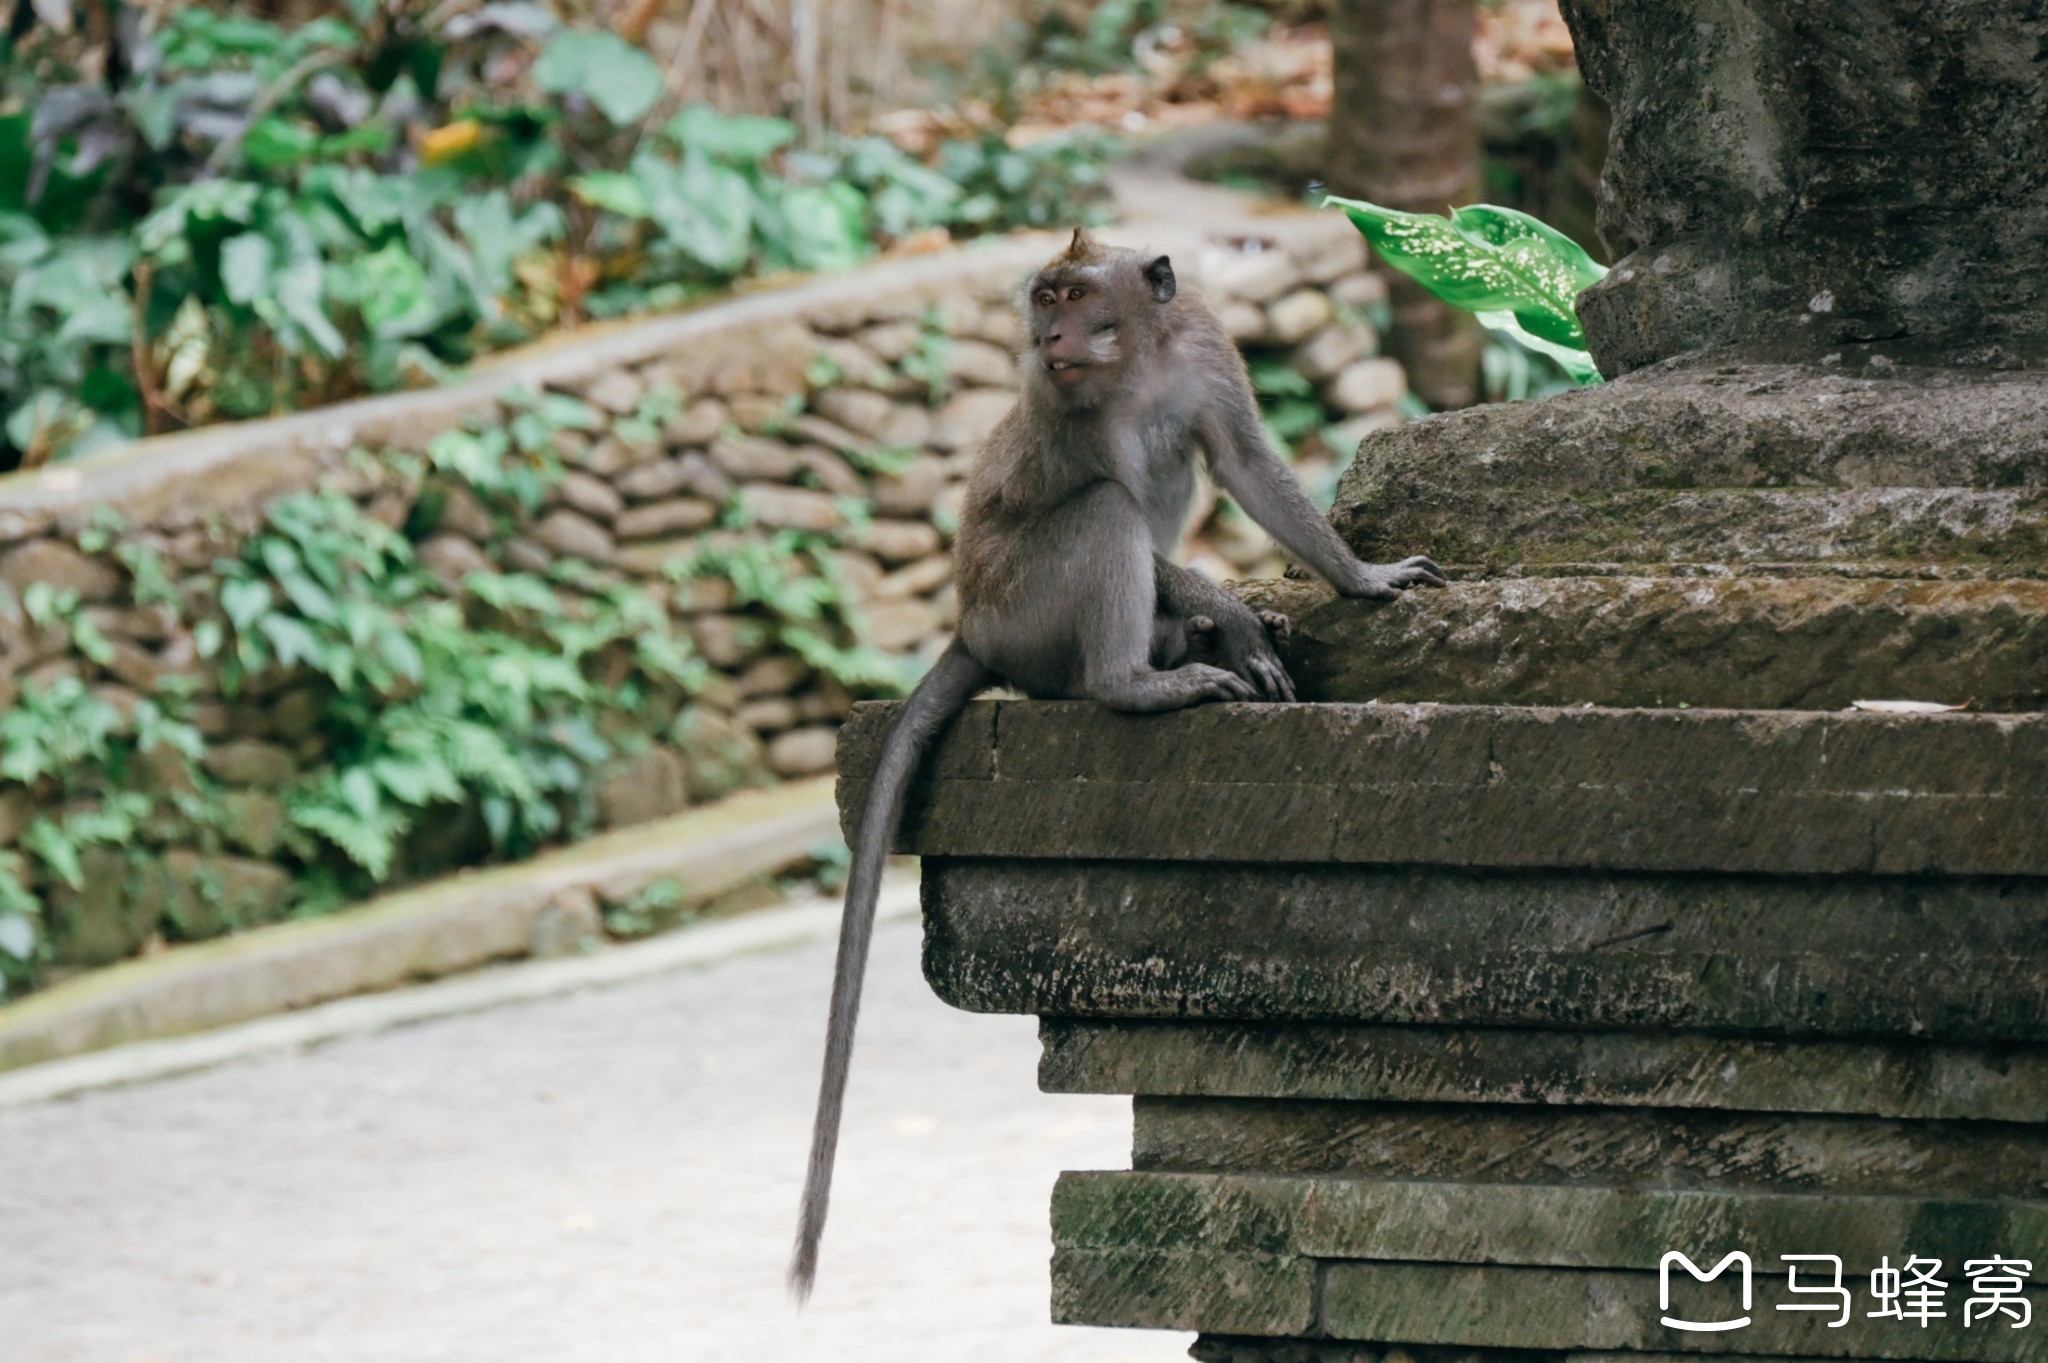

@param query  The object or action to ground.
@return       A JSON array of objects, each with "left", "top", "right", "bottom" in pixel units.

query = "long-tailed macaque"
[{"left": 789, "top": 231, "right": 1444, "bottom": 1299}]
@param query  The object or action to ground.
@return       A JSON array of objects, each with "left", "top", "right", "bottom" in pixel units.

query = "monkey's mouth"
[{"left": 1044, "top": 359, "right": 1092, "bottom": 383}]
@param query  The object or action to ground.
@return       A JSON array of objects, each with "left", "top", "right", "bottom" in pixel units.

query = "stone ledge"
[
  {"left": 1051, "top": 1171, "right": 2045, "bottom": 1275},
  {"left": 1232, "top": 576, "right": 2048, "bottom": 710},
  {"left": 921, "top": 860, "right": 2048, "bottom": 1039},
  {"left": 0, "top": 778, "right": 837, "bottom": 1071},
  {"left": 1032, "top": 1023, "right": 2048, "bottom": 1121},
  {"left": 839, "top": 702, "right": 2048, "bottom": 876},
  {"left": 1036, "top": 1022, "right": 2048, "bottom": 1124},
  {"left": 1131, "top": 1098, "right": 2048, "bottom": 1197},
  {"left": 1332, "top": 360, "right": 2048, "bottom": 571}
]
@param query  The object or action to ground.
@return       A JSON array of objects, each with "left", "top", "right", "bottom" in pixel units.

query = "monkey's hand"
[
  {"left": 1203, "top": 602, "right": 1296, "bottom": 702},
  {"left": 1339, "top": 555, "right": 1449, "bottom": 601}
]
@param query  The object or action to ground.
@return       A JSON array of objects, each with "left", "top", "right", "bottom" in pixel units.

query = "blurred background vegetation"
[{"left": 0, "top": 0, "right": 1601, "bottom": 469}]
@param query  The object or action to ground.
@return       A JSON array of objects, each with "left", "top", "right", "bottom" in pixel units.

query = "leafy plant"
[
  {"left": 1324, "top": 195, "right": 1605, "bottom": 384},
  {"left": 0, "top": 675, "right": 203, "bottom": 995},
  {"left": 671, "top": 532, "right": 916, "bottom": 697},
  {"left": 1, "top": 8, "right": 1117, "bottom": 467},
  {"left": 213, "top": 484, "right": 702, "bottom": 886}
]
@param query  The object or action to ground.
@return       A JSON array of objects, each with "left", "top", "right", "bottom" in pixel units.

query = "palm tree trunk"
[{"left": 1327, "top": 0, "right": 1485, "bottom": 411}]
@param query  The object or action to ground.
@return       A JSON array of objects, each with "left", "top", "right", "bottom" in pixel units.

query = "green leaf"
[
  {"left": 22, "top": 819, "right": 82, "bottom": 890},
  {"left": 319, "top": 168, "right": 415, "bottom": 236},
  {"left": 639, "top": 151, "right": 753, "bottom": 276},
  {"left": 353, "top": 241, "right": 437, "bottom": 338},
  {"left": 533, "top": 31, "right": 664, "bottom": 125},
  {"left": 221, "top": 232, "right": 274, "bottom": 306},
  {"left": 136, "top": 181, "right": 262, "bottom": 256},
  {"left": 221, "top": 579, "right": 274, "bottom": 631},
  {"left": 663, "top": 105, "right": 797, "bottom": 162},
  {"left": 778, "top": 181, "right": 870, "bottom": 272},
  {"left": 1324, "top": 195, "right": 1605, "bottom": 351},
  {"left": 242, "top": 117, "right": 322, "bottom": 171},
  {"left": 571, "top": 172, "right": 651, "bottom": 219},
  {"left": 1473, "top": 310, "right": 1604, "bottom": 386}
]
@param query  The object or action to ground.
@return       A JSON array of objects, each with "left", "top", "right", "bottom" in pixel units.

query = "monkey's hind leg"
[{"left": 1064, "top": 488, "right": 1257, "bottom": 713}]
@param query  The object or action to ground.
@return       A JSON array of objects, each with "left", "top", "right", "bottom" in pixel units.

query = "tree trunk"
[{"left": 1327, "top": 0, "right": 1485, "bottom": 411}]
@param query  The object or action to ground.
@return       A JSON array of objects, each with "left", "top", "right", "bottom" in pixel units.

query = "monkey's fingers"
[
  {"left": 1393, "top": 555, "right": 1450, "bottom": 588},
  {"left": 1258, "top": 610, "right": 1292, "bottom": 643},
  {"left": 1194, "top": 664, "right": 1257, "bottom": 703},
  {"left": 1189, "top": 615, "right": 1215, "bottom": 634},
  {"left": 1253, "top": 655, "right": 1295, "bottom": 703}
]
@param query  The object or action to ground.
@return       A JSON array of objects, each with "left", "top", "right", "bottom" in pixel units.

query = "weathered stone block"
[
  {"left": 1054, "top": 1171, "right": 2045, "bottom": 1277},
  {"left": 1131, "top": 1097, "right": 2048, "bottom": 1198},
  {"left": 202, "top": 739, "right": 298, "bottom": 787},
  {"left": 615, "top": 497, "right": 716, "bottom": 540},
  {"left": 1332, "top": 363, "right": 2048, "bottom": 571},
  {"left": 594, "top": 744, "right": 689, "bottom": 828},
  {"left": 532, "top": 509, "right": 615, "bottom": 563},
  {"left": 736, "top": 484, "right": 843, "bottom": 533},
  {"left": 841, "top": 703, "right": 2048, "bottom": 879},
  {"left": 920, "top": 858, "right": 2048, "bottom": 1040},
  {"left": 1038, "top": 1021, "right": 2048, "bottom": 1125},
  {"left": 1, "top": 540, "right": 121, "bottom": 602},
  {"left": 670, "top": 707, "right": 766, "bottom": 801},
  {"left": 1051, "top": 1248, "right": 1314, "bottom": 1337},
  {"left": 709, "top": 436, "right": 801, "bottom": 483},
  {"left": 1232, "top": 576, "right": 2048, "bottom": 712}
]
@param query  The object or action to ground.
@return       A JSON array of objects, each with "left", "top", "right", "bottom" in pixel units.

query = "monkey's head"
[{"left": 1021, "top": 229, "right": 1177, "bottom": 407}]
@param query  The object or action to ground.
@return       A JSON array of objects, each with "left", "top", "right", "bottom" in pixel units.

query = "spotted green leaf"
[{"left": 1324, "top": 195, "right": 1605, "bottom": 351}]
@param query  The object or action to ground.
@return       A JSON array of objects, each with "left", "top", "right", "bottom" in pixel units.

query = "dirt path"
[{"left": 1, "top": 913, "right": 1190, "bottom": 1363}]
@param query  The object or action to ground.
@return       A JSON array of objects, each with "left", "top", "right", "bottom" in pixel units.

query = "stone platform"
[{"left": 837, "top": 702, "right": 2048, "bottom": 1362}]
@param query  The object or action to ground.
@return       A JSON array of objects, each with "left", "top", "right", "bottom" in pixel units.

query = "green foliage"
[
  {"left": 532, "top": 31, "right": 664, "bottom": 125},
  {"left": 672, "top": 533, "right": 916, "bottom": 697},
  {"left": 0, "top": 675, "right": 203, "bottom": 995},
  {"left": 897, "top": 311, "right": 955, "bottom": 407},
  {"left": 1324, "top": 195, "right": 1605, "bottom": 385},
  {"left": 215, "top": 485, "right": 701, "bottom": 885},
  {"left": 603, "top": 874, "right": 688, "bottom": 937},
  {"left": 2, "top": 9, "right": 1117, "bottom": 466}
]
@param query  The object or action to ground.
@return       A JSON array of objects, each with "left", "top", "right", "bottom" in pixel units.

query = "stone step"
[
  {"left": 839, "top": 702, "right": 2048, "bottom": 874},
  {"left": 1129, "top": 1097, "right": 2048, "bottom": 1198},
  {"left": 1036, "top": 1021, "right": 2048, "bottom": 1124},
  {"left": 1333, "top": 361, "right": 2048, "bottom": 572},
  {"left": 1229, "top": 575, "right": 2048, "bottom": 711},
  {"left": 922, "top": 859, "right": 2048, "bottom": 1040},
  {"left": 1051, "top": 1171, "right": 2047, "bottom": 1277}
]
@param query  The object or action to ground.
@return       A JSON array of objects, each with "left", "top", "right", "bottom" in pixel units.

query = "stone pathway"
[{"left": 0, "top": 912, "right": 1191, "bottom": 1363}]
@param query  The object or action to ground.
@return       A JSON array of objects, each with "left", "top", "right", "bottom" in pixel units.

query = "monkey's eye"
[
  {"left": 1066, "top": 286, "right": 1085, "bottom": 302},
  {"left": 1035, "top": 290, "right": 1055, "bottom": 308}
]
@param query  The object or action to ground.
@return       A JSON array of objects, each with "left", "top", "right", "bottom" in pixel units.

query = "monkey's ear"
[{"left": 1144, "top": 254, "right": 1177, "bottom": 303}]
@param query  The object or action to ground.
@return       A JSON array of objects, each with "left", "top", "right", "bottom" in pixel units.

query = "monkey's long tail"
[{"left": 788, "top": 639, "right": 993, "bottom": 1304}]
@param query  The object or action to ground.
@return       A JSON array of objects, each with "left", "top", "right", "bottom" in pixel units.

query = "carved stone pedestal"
[{"left": 838, "top": 701, "right": 2048, "bottom": 1361}]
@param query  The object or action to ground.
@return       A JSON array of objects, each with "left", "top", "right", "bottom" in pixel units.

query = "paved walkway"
[{"left": 1, "top": 907, "right": 1192, "bottom": 1363}]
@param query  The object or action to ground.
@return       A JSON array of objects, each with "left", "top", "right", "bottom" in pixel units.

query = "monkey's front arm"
[{"left": 1196, "top": 391, "right": 1447, "bottom": 601}]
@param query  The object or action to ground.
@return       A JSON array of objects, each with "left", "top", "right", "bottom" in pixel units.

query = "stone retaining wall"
[{"left": 0, "top": 191, "right": 1401, "bottom": 985}]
